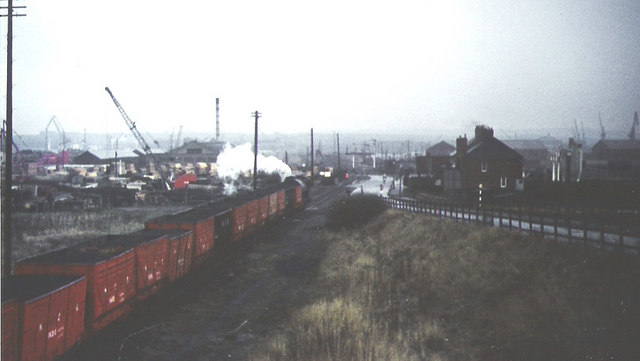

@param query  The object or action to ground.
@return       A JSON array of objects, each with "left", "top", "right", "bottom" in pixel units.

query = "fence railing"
[{"left": 383, "top": 197, "right": 640, "bottom": 255}]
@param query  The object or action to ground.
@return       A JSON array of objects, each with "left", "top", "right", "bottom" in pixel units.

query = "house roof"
[
  {"left": 72, "top": 151, "right": 107, "bottom": 164},
  {"left": 465, "top": 127, "right": 522, "bottom": 161},
  {"left": 466, "top": 138, "right": 522, "bottom": 160},
  {"left": 427, "top": 141, "right": 455, "bottom": 157}
]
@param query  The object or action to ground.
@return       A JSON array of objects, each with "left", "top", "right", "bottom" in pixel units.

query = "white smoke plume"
[{"left": 216, "top": 142, "right": 292, "bottom": 195}]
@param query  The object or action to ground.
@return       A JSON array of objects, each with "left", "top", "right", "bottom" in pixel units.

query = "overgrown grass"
[
  {"left": 325, "top": 195, "right": 387, "bottom": 231},
  {"left": 254, "top": 210, "right": 640, "bottom": 361}
]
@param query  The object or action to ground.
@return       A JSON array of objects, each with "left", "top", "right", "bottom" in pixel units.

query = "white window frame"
[
  {"left": 500, "top": 176, "right": 507, "bottom": 188},
  {"left": 481, "top": 161, "right": 488, "bottom": 173}
]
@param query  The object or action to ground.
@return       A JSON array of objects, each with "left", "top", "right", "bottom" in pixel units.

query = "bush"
[{"left": 326, "top": 195, "right": 387, "bottom": 230}]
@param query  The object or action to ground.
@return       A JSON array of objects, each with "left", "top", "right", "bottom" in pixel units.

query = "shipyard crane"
[
  {"left": 104, "top": 87, "right": 173, "bottom": 190},
  {"left": 598, "top": 113, "right": 606, "bottom": 140},
  {"left": 2, "top": 119, "right": 29, "bottom": 151},
  {"left": 45, "top": 116, "right": 66, "bottom": 152},
  {"left": 629, "top": 111, "right": 639, "bottom": 141},
  {"left": 573, "top": 119, "right": 581, "bottom": 141},
  {"left": 175, "top": 124, "right": 183, "bottom": 149}
]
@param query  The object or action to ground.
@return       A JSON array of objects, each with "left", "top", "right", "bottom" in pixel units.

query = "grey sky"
[{"left": 2, "top": 0, "right": 639, "bottom": 138}]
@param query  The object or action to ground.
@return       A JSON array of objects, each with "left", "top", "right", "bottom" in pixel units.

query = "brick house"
[
  {"left": 444, "top": 125, "right": 523, "bottom": 195},
  {"left": 415, "top": 141, "right": 455, "bottom": 178}
]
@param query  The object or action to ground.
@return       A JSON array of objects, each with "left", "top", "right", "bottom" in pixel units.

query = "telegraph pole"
[
  {"left": 310, "top": 128, "right": 314, "bottom": 181},
  {"left": 336, "top": 133, "right": 341, "bottom": 170},
  {"left": 251, "top": 110, "right": 261, "bottom": 191},
  {"left": 2, "top": 0, "right": 25, "bottom": 277}
]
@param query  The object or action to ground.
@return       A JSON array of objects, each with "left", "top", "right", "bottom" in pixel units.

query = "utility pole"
[
  {"left": 216, "top": 98, "right": 220, "bottom": 141},
  {"left": 337, "top": 133, "right": 341, "bottom": 170},
  {"left": 310, "top": 128, "right": 314, "bottom": 181},
  {"left": 2, "top": 0, "right": 26, "bottom": 277},
  {"left": 252, "top": 110, "right": 261, "bottom": 191}
]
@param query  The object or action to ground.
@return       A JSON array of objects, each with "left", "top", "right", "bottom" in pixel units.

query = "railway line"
[
  {"left": 3, "top": 177, "right": 319, "bottom": 361},
  {"left": 34, "top": 181, "right": 347, "bottom": 361}
]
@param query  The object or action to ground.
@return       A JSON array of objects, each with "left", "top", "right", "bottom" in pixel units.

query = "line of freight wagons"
[{"left": 2, "top": 178, "right": 307, "bottom": 361}]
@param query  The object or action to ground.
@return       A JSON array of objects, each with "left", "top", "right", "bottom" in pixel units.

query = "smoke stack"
[{"left": 216, "top": 98, "right": 220, "bottom": 141}]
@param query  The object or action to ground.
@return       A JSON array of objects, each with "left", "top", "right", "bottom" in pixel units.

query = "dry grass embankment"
[{"left": 254, "top": 200, "right": 640, "bottom": 361}]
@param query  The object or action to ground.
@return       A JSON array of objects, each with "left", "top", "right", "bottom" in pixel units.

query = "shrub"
[{"left": 325, "top": 195, "right": 387, "bottom": 231}]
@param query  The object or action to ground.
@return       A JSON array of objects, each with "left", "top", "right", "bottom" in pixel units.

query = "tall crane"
[
  {"left": 104, "top": 87, "right": 172, "bottom": 190},
  {"left": 598, "top": 113, "right": 606, "bottom": 141},
  {"left": 175, "top": 124, "right": 183, "bottom": 149},
  {"left": 629, "top": 111, "right": 639, "bottom": 141},
  {"left": 45, "top": 116, "right": 66, "bottom": 152}
]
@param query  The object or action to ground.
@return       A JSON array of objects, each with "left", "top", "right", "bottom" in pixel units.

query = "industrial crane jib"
[{"left": 104, "top": 87, "right": 173, "bottom": 191}]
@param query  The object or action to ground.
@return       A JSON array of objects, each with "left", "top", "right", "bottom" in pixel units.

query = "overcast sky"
[{"left": 2, "top": 0, "right": 639, "bottom": 138}]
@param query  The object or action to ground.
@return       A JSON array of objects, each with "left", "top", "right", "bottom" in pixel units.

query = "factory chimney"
[{"left": 216, "top": 98, "right": 220, "bottom": 141}]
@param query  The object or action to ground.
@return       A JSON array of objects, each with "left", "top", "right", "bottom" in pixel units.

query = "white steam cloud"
[{"left": 216, "top": 142, "right": 292, "bottom": 195}]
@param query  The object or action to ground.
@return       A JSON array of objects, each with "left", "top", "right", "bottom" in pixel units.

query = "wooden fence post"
[
  {"left": 508, "top": 207, "right": 513, "bottom": 230},
  {"left": 518, "top": 206, "right": 522, "bottom": 231},
  {"left": 618, "top": 218, "right": 625, "bottom": 253},
  {"left": 583, "top": 211, "right": 588, "bottom": 247},
  {"left": 567, "top": 211, "right": 572, "bottom": 244},
  {"left": 553, "top": 210, "right": 558, "bottom": 242}
]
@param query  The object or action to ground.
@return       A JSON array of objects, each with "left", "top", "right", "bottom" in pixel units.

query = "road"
[{"left": 349, "top": 174, "right": 395, "bottom": 197}]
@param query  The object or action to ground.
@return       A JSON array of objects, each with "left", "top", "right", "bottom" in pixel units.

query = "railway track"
[{"left": 59, "top": 182, "right": 348, "bottom": 361}]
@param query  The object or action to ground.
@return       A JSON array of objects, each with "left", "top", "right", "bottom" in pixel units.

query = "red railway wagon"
[
  {"left": 284, "top": 176, "right": 307, "bottom": 209},
  {"left": 263, "top": 185, "right": 286, "bottom": 220},
  {"left": 209, "top": 199, "right": 246, "bottom": 242},
  {"left": 276, "top": 187, "right": 286, "bottom": 215},
  {"left": 235, "top": 194, "right": 260, "bottom": 236},
  {"left": 257, "top": 193, "right": 269, "bottom": 226},
  {"left": 107, "top": 231, "right": 169, "bottom": 301},
  {"left": 163, "top": 229, "right": 194, "bottom": 282},
  {"left": 2, "top": 298, "right": 19, "bottom": 361},
  {"left": 145, "top": 208, "right": 215, "bottom": 263},
  {"left": 14, "top": 240, "right": 136, "bottom": 334},
  {"left": 2, "top": 275, "right": 86, "bottom": 361},
  {"left": 205, "top": 202, "right": 233, "bottom": 249},
  {"left": 267, "top": 190, "right": 279, "bottom": 219}
]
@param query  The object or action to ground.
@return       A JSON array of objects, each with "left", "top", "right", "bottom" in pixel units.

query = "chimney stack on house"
[
  {"left": 456, "top": 135, "right": 468, "bottom": 156},
  {"left": 474, "top": 125, "right": 494, "bottom": 141}
]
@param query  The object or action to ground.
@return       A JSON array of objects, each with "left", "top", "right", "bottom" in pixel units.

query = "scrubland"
[{"left": 254, "top": 197, "right": 639, "bottom": 361}]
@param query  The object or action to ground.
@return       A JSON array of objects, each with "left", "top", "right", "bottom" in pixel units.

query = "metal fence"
[{"left": 383, "top": 197, "right": 640, "bottom": 255}]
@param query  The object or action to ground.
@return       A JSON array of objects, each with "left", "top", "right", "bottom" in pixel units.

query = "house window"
[
  {"left": 481, "top": 161, "right": 488, "bottom": 173},
  {"left": 500, "top": 176, "right": 507, "bottom": 188}
]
